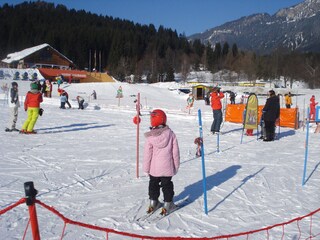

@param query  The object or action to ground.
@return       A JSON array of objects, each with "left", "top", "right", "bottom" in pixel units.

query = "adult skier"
[
  {"left": 262, "top": 90, "right": 280, "bottom": 141},
  {"left": 5, "top": 82, "right": 20, "bottom": 132},
  {"left": 210, "top": 87, "right": 225, "bottom": 134}
]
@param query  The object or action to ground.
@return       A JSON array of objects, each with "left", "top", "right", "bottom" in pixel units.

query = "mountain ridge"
[{"left": 189, "top": 0, "right": 320, "bottom": 53}]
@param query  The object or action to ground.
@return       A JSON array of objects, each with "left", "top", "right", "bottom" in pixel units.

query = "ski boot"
[
  {"left": 160, "top": 201, "right": 176, "bottom": 216},
  {"left": 147, "top": 199, "right": 160, "bottom": 214}
]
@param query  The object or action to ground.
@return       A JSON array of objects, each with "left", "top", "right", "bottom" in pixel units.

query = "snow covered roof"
[{"left": 1, "top": 43, "right": 73, "bottom": 64}]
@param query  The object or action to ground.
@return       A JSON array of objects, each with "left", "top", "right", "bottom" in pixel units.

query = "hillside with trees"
[{"left": 0, "top": 1, "right": 320, "bottom": 87}]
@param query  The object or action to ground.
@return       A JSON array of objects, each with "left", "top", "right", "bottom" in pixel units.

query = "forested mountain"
[
  {"left": 1, "top": 1, "right": 320, "bottom": 87},
  {"left": 0, "top": 1, "right": 202, "bottom": 82}
]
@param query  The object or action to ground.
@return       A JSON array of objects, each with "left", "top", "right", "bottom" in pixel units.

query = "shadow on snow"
[{"left": 37, "top": 123, "right": 115, "bottom": 134}]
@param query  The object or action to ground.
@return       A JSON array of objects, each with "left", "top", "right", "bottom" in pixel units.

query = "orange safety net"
[
  {"left": 225, "top": 104, "right": 298, "bottom": 129},
  {"left": 1, "top": 198, "right": 320, "bottom": 240}
]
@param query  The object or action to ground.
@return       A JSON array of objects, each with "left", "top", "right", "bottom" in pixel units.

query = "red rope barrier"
[
  {"left": 0, "top": 198, "right": 25, "bottom": 215},
  {"left": 1, "top": 198, "right": 320, "bottom": 240}
]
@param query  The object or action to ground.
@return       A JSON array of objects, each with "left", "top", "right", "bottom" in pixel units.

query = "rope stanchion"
[{"left": 24, "top": 181, "right": 40, "bottom": 240}]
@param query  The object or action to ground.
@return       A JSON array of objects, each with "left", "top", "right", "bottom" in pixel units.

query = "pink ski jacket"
[{"left": 143, "top": 126, "right": 180, "bottom": 177}]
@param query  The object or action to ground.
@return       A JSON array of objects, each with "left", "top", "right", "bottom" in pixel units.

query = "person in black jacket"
[{"left": 262, "top": 90, "right": 280, "bottom": 141}]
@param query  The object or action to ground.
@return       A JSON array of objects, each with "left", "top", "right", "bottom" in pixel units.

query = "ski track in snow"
[{"left": 0, "top": 81, "right": 320, "bottom": 239}]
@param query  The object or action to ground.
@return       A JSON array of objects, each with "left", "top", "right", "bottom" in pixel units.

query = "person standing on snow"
[
  {"left": 309, "top": 95, "right": 318, "bottom": 121},
  {"left": 91, "top": 90, "right": 97, "bottom": 100},
  {"left": 76, "top": 96, "right": 85, "bottom": 109},
  {"left": 210, "top": 87, "right": 225, "bottom": 134},
  {"left": 186, "top": 93, "right": 195, "bottom": 108},
  {"left": 262, "top": 90, "right": 280, "bottom": 141},
  {"left": 143, "top": 109, "right": 180, "bottom": 216},
  {"left": 20, "top": 82, "right": 43, "bottom": 134},
  {"left": 60, "top": 92, "right": 67, "bottom": 109},
  {"left": 229, "top": 91, "right": 236, "bottom": 104},
  {"left": 284, "top": 92, "right": 292, "bottom": 109},
  {"left": 5, "top": 82, "right": 20, "bottom": 132}
]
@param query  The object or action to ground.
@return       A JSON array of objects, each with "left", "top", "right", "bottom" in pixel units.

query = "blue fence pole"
[
  {"left": 198, "top": 109, "right": 208, "bottom": 214},
  {"left": 302, "top": 108, "right": 310, "bottom": 186}
]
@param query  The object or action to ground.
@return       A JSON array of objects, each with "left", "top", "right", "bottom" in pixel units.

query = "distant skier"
[
  {"left": 91, "top": 90, "right": 97, "bottom": 100},
  {"left": 229, "top": 91, "right": 236, "bottom": 104},
  {"left": 284, "top": 92, "right": 292, "bottom": 109},
  {"left": 309, "top": 95, "right": 318, "bottom": 121},
  {"left": 60, "top": 92, "right": 67, "bottom": 109},
  {"left": 5, "top": 82, "right": 20, "bottom": 132},
  {"left": 143, "top": 109, "right": 180, "bottom": 216},
  {"left": 186, "top": 93, "right": 195, "bottom": 108},
  {"left": 186, "top": 93, "right": 195, "bottom": 114},
  {"left": 262, "top": 90, "right": 280, "bottom": 141},
  {"left": 116, "top": 86, "right": 123, "bottom": 98},
  {"left": 210, "top": 87, "right": 225, "bottom": 134},
  {"left": 77, "top": 96, "right": 85, "bottom": 110}
]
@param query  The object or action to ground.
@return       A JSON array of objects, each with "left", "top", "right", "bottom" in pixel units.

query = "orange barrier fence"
[
  {"left": 1, "top": 197, "right": 320, "bottom": 240},
  {"left": 225, "top": 104, "right": 299, "bottom": 129}
]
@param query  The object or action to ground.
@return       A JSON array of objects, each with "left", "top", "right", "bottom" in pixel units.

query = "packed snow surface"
[{"left": 0, "top": 80, "right": 319, "bottom": 239}]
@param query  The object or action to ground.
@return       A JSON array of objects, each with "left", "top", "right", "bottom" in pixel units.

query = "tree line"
[{"left": 0, "top": 1, "right": 319, "bottom": 87}]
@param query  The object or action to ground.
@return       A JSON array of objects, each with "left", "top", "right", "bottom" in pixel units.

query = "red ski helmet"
[{"left": 150, "top": 109, "right": 167, "bottom": 127}]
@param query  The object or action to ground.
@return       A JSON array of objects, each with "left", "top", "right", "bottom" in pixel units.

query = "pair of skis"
[
  {"left": 136, "top": 203, "right": 179, "bottom": 222},
  {"left": 136, "top": 199, "right": 189, "bottom": 223}
]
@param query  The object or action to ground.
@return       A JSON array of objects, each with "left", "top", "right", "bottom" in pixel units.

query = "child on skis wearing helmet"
[
  {"left": 143, "top": 109, "right": 180, "bottom": 216},
  {"left": 20, "top": 82, "right": 43, "bottom": 134}
]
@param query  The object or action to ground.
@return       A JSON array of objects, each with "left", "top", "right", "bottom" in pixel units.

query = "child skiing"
[
  {"left": 186, "top": 93, "right": 195, "bottom": 114},
  {"left": 194, "top": 137, "right": 202, "bottom": 157},
  {"left": 60, "top": 92, "right": 67, "bottom": 109},
  {"left": 143, "top": 109, "right": 180, "bottom": 216},
  {"left": 20, "top": 82, "right": 43, "bottom": 134}
]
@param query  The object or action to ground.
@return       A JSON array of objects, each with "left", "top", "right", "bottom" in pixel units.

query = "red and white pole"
[{"left": 136, "top": 93, "right": 140, "bottom": 178}]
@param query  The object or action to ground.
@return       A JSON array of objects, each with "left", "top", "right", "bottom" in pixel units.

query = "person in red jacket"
[
  {"left": 210, "top": 87, "right": 225, "bottom": 134},
  {"left": 20, "top": 82, "right": 43, "bottom": 134},
  {"left": 309, "top": 95, "right": 318, "bottom": 121}
]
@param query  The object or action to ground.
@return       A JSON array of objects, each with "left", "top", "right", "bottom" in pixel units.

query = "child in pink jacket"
[{"left": 143, "top": 109, "right": 180, "bottom": 215}]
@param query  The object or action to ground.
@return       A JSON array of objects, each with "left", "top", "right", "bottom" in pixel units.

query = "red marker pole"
[{"left": 24, "top": 182, "right": 40, "bottom": 240}]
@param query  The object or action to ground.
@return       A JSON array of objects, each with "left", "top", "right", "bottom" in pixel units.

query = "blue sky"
[{"left": 1, "top": 0, "right": 304, "bottom": 36}]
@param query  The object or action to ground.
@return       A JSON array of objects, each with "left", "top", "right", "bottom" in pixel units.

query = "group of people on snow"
[
  {"left": 4, "top": 79, "right": 320, "bottom": 218},
  {"left": 4, "top": 79, "right": 93, "bottom": 133},
  {"left": 5, "top": 81, "right": 43, "bottom": 134}
]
